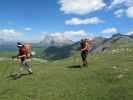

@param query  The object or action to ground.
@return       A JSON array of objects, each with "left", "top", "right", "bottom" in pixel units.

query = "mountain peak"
[
  {"left": 40, "top": 35, "right": 73, "bottom": 47},
  {"left": 130, "top": 34, "right": 133, "bottom": 38},
  {"left": 112, "top": 33, "right": 123, "bottom": 38}
]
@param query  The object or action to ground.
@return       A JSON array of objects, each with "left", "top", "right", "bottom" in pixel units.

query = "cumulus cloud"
[
  {"left": 109, "top": 0, "right": 133, "bottom": 18},
  {"left": 65, "top": 17, "right": 104, "bottom": 25},
  {"left": 58, "top": 0, "right": 106, "bottom": 15},
  {"left": 114, "top": 9, "right": 125, "bottom": 18},
  {"left": 0, "top": 29, "right": 23, "bottom": 41},
  {"left": 101, "top": 27, "right": 118, "bottom": 34},
  {"left": 43, "top": 30, "right": 93, "bottom": 41},
  {"left": 126, "top": 6, "right": 133, "bottom": 18},
  {"left": 25, "top": 27, "right": 32, "bottom": 31},
  {"left": 50, "top": 30, "right": 88, "bottom": 39},
  {"left": 109, "top": 0, "right": 133, "bottom": 9}
]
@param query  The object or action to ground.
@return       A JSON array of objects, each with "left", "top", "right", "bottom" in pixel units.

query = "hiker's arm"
[
  {"left": 12, "top": 53, "right": 20, "bottom": 59},
  {"left": 12, "top": 55, "right": 18, "bottom": 59},
  {"left": 80, "top": 43, "right": 88, "bottom": 52},
  {"left": 18, "top": 55, "right": 26, "bottom": 58},
  {"left": 81, "top": 47, "right": 87, "bottom": 52},
  {"left": 12, "top": 55, "right": 26, "bottom": 59}
]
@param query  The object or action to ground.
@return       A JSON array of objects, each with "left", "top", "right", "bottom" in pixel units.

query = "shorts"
[{"left": 81, "top": 52, "right": 88, "bottom": 61}]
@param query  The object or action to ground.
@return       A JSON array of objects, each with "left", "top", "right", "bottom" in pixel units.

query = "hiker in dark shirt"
[{"left": 80, "top": 39, "right": 92, "bottom": 66}]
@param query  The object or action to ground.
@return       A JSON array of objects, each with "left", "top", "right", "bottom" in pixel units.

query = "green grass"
[
  {"left": 0, "top": 51, "right": 16, "bottom": 57},
  {"left": 0, "top": 49, "right": 133, "bottom": 100}
]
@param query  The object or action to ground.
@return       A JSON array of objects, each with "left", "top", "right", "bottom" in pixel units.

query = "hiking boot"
[
  {"left": 14, "top": 73, "right": 21, "bottom": 79},
  {"left": 28, "top": 71, "right": 33, "bottom": 74},
  {"left": 83, "top": 64, "right": 88, "bottom": 67}
]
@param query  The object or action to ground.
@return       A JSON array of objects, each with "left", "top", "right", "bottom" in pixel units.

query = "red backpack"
[{"left": 24, "top": 43, "right": 32, "bottom": 58}]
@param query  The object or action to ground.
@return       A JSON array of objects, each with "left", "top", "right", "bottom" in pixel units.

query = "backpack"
[
  {"left": 24, "top": 43, "right": 32, "bottom": 58},
  {"left": 86, "top": 40, "right": 92, "bottom": 52}
]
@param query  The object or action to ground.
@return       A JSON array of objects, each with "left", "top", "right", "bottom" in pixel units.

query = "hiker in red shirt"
[
  {"left": 14, "top": 42, "right": 33, "bottom": 77},
  {"left": 80, "top": 39, "right": 92, "bottom": 67}
]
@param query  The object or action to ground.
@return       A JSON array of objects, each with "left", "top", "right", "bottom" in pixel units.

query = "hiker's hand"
[
  {"left": 80, "top": 48, "right": 85, "bottom": 52},
  {"left": 80, "top": 49, "right": 84, "bottom": 52},
  {"left": 12, "top": 56, "right": 17, "bottom": 59},
  {"left": 12, "top": 56, "right": 20, "bottom": 60}
]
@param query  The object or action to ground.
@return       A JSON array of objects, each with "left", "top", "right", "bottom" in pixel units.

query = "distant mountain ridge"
[
  {"left": 43, "top": 33, "right": 133, "bottom": 60},
  {"left": 0, "top": 40, "right": 17, "bottom": 51},
  {"left": 0, "top": 41, "right": 44, "bottom": 51},
  {"left": 92, "top": 33, "right": 133, "bottom": 53},
  {"left": 0, "top": 33, "right": 133, "bottom": 60}
]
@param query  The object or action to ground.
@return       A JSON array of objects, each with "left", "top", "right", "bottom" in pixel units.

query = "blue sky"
[{"left": 0, "top": 0, "right": 133, "bottom": 42}]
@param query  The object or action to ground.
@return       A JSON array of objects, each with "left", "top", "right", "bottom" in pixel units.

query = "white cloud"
[
  {"left": 127, "top": 31, "right": 133, "bottom": 35},
  {"left": 109, "top": 0, "right": 133, "bottom": 18},
  {"left": 114, "top": 9, "right": 125, "bottom": 18},
  {"left": 65, "top": 17, "right": 104, "bottom": 25},
  {"left": 58, "top": 0, "right": 106, "bottom": 15},
  {"left": 126, "top": 6, "right": 133, "bottom": 18},
  {"left": 109, "top": 0, "right": 133, "bottom": 9},
  {"left": 0, "top": 29, "right": 23, "bottom": 41},
  {"left": 110, "top": 0, "right": 125, "bottom": 7},
  {"left": 25, "top": 27, "right": 32, "bottom": 31},
  {"left": 43, "top": 30, "right": 93, "bottom": 41},
  {"left": 50, "top": 30, "right": 88, "bottom": 39},
  {"left": 101, "top": 27, "right": 118, "bottom": 34}
]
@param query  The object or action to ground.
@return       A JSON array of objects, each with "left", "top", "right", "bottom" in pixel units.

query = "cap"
[{"left": 17, "top": 42, "right": 23, "bottom": 47}]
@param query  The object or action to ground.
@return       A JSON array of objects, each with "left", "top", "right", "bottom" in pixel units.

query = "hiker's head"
[
  {"left": 17, "top": 42, "right": 24, "bottom": 48},
  {"left": 80, "top": 39, "right": 85, "bottom": 45},
  {"left": 82, "top": 38, "right": 91, "bottom": 45},
  {"left": 85, "top": 38, "right": 88, "bottom": 42},
  {"left": 80, "top": 39, "right": 84, "bottom": 43}
]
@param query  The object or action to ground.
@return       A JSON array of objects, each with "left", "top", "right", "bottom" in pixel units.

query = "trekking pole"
[
  {"left": 5, "top": 56, "right": 18, "bottom": 79},
  {"left": 11, "top": 56, "right": 20, "bottom": 74}
]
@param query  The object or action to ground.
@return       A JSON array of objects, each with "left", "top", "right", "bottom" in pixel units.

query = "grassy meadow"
[{"left": 0, "top": 49, "right": 133, "bottom": 100}]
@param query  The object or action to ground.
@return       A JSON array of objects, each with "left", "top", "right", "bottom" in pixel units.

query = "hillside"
[
  {"left": 92, "top": 34, "right": 133, "bottom": 53},
  {"left": 43, "top": 33, "right": 133, "bottom": 60},
  {"left": 43, "top": 43, "right": 79, "bottom": 60},
  {"left": 0, "top": 46, "right": 133, "bottom": 100}
]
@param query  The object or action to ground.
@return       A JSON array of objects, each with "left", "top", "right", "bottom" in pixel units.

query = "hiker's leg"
[
  {"left": 85, "top": 55, "right": 87, "bottom": 65},
  {"left": 84, "top": 60, "right": 87, "bottom": 66},
  {"left": 85, "top": 51, "right": 89, "bottom": 64},
  {"left": 81, "top": 53, "right": 86, "bottom": 66},
  {"left": 16, "top": 60, "right": 24, "bottom": 76},
  {"left": 85, "top": 60, "right": 88, "bottom": 65},
  {"left": 81, "top": 53, "right": 84, "bottom": 65},
  {"left": 83, "top": 61, "right": 86, "bottom": 66},
  {"left": 23, "top": 60, "right": 32, "bottom": 74},
  {"left": 84, "top": 53, "right": 88, "bottom": 66}
]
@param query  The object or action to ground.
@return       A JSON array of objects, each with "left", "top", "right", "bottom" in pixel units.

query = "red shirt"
[{"left": 19, "top": 47, "right": 28, "bottom": 58}]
